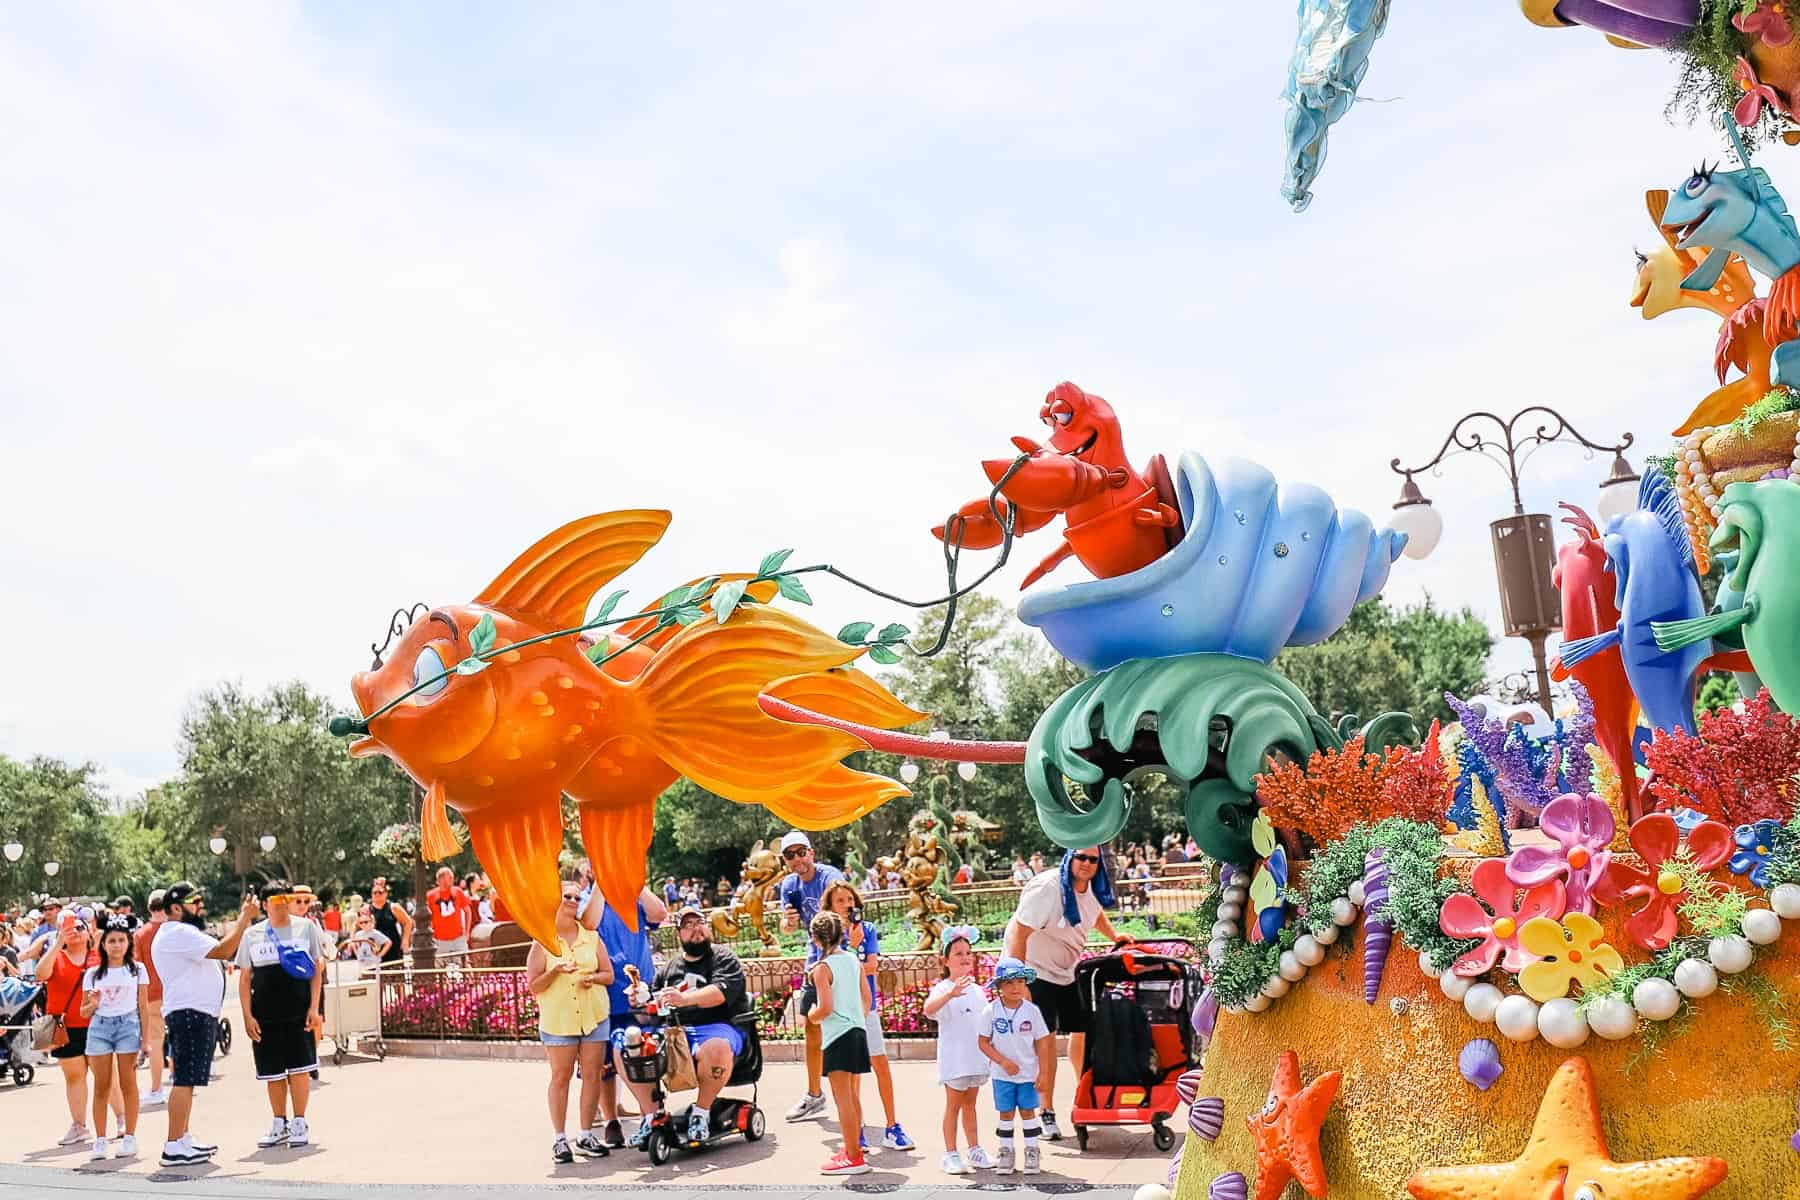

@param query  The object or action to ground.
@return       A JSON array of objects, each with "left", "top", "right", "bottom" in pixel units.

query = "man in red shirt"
[
  {"left": 425, "top": 867, "right": 474, "bottom": 959},
  {"left": 134, "top": 889, "right": 170, "bottom": 1104}
]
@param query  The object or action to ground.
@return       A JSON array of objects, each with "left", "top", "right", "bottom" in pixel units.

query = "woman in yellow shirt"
[{"left": 527, "top": 878, "right": 614, "bottom": 1164}]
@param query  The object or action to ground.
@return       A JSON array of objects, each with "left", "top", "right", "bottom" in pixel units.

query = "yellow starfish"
[{"left": 1406, "top": 1057, "right": 1727, "bottom": 1200}]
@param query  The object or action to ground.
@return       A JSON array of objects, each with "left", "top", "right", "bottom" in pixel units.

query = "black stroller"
[{"left": 620, "top": 1007, "right": 766, "bottom": 1166}]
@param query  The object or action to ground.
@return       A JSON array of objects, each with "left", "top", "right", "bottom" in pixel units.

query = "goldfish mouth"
[
  {"left": 1663, "top": 205, "right": 1717, "bottom": 249},
  {"left": 348, "top": 735, "right": 379, "bottom": 757},
  {"left": 1629, "top": 276, "right": 1651, "bottom": 308}
]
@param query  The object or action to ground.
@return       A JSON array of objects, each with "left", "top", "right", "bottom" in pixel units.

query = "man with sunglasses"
[
  {"left": 776, "top": 831, "right": 842, "bottom": 1123},
  {"left": 365, "top": 878, "right": 412, "bottom": 965},
  {"left": 152, "top": 882, "right": 261, "bottom": 1166},
  {"left": 1002, "top": 846, "right": 1129, "bottom": 1143}
]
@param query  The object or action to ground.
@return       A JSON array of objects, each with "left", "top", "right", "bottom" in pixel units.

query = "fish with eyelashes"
[{"left": 341, "top": 510, "right": 923, "bottom": 950}]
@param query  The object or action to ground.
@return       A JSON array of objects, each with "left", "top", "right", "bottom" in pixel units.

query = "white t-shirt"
[
  {"left": 82, "top": 962, "right": 148, "bottom": 1018},
  {"left": 152, "top": 920, "right": 226, "bottom": 1017},
  {"left": 344, "top": 928, "right": 392, "bottom": 965},
  {"left": 980, "top": 997, "right": 1047, "bottom": 1083},
  {"left": 1008, "top": 871, "right": 1102, "bottom": 985},
  {"left": 928, "top": 976, "right": 990, "bottom": 1083}
]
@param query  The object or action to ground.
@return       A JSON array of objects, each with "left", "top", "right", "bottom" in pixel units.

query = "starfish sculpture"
[
  {"left": 1406, "top": 1057, "right": 1727, "bottom": 1200},
  {"left": 1246, "top": 1050, "right": 1341, "bottom": 1200}
]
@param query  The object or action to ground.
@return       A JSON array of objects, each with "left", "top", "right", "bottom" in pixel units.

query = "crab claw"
[
  {"left": 1011, "top": 435, "right": 1044, "bottom": 455},
  {"left": 987, "top": 453, "right": 1110, "bottom": 510}
]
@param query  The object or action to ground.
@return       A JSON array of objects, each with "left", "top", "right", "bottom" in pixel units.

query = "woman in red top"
[{"left": 35, "top": 912, "right": 100, "bottom": 1147}]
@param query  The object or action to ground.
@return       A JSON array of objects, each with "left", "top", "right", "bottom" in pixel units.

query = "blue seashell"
[
  {"left": 1019, "top": 453, "right": 1404, "bottom": 671},
  {"left": 1459, "top": 1038, "right": 1503, "bottom": 1091},
  {"left": 1208, "top": 1170, "right": 1249, "bottom": 1200},
  {"left": 1188, "top": 1096, "right": 1225, "bottom": 1141}
]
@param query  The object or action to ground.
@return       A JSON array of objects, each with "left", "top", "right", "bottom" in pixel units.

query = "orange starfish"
[
  {"left": 1406, "top": 1057, "right": 1727, "bottom": 1200},
  {"left": 1246, "top": 1050, "right": 1341, "bottom": 1200}
]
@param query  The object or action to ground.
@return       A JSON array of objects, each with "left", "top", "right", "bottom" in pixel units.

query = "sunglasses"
[
  {"left": 781, "top": 847, "right": 809, "bottom": 859},
  {"left": 1071, "top": 853, "right": 1101, "bottom": 865}
]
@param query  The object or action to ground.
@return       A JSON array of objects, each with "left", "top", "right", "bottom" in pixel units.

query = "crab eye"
[
  {"left": 412, "top": 645, "right": 449, "bottom": 698},
  {"left": 1683, "top": 174, "right": 1707, "bottom": 197},
  {"left": 1053, "top": 409, "right": 1073, "bottom": 426}
]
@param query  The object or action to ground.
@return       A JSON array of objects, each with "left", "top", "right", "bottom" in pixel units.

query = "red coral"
[
  {"left": 1643, "top": 690, "right": 1800, "bottom": 826},
  {"left": 1378, "top": 719, "right": 1451, "bottom": 825}
]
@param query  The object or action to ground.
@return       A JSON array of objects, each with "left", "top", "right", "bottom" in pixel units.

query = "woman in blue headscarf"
[{"left": 1001, "top": 846, "right": 1131, "bottom": 1143}]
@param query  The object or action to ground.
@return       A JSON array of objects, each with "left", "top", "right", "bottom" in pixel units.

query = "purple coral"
[
  {"left": 1446, "top": 692, "right": 1560, "bottom": 816},
  {"left": 1361, "top": 847, "right": 1392, "bottom": 1004}
]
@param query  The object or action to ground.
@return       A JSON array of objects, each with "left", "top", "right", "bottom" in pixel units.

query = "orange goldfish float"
[{"left": 336, "top": 510, "right": 923, "bottom": 950}]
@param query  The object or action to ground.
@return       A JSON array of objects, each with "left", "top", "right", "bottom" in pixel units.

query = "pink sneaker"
[{"left": 820, "top": 1151, "right": 872, "bottom": 1176}]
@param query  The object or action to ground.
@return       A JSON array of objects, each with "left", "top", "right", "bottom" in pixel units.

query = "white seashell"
[
  {"left": 1771, "top": 883, "right": 1800, "bottom": 920},
  {"left": 1742, "top": 909, "right": 1782, "bottom": 946},
  {"left": 1293, "top": 934, "right": 1325, "bottom": 967},
  {"left": 1587, "top": 996, "right": 1637, "bottom": 1040},
  {"left": 1462, "top": 982, "right": 1503, "bottom": 1024},
  {"left": 1330, "top": 898, "right": 1357, "bottom": 926},
  {"left": 1632, "top": 977, "right": 1681, "bottom": 1021},
  {"left": 1439, "top": 971, "right": 1473, "bottom": 1002},
  {"left": 1708, "top": 935, "right": 1753, "bottom": 974},
  {"left": 1537, "top": 998, "right": 1589, "bottom": 1049},
  {"left": 1673, "top": 958, "right": 1717, "bottom": 998},
  {"left": 1278, "top": 951, "right": 1306, "bottom": 982},
  {"left": 1494, "top": 995, "right": 1540, "bottom": 1042}
]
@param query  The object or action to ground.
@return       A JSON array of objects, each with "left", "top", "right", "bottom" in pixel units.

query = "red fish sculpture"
[
  {"left": 932, "top": 382, "right": 1181, "bottom": 588},
  {"left": 343, "top": 510, "right": 922, "bottom": 948},
  {"left": 1549, "top": 504, "right": 1643, "bottom": 822}
]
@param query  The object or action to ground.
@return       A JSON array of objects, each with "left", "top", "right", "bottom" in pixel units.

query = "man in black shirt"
[
  {"left": 618, "top": 907, "right": 748, "bottom": 1146},
  {"left": 235, "top": 880, "right": 326, "bottom": 1149},
  {"left": 365, "top": 878, "right": 412, "bottom": 964}
]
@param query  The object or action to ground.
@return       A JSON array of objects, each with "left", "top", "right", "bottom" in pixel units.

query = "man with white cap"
[{"left": 776, "top": 831, "right": 842, "bottom": 1122}]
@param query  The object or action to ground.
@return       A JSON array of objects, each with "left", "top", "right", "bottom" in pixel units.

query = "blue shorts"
[
  {"left": 992, "top": 1078, "right": 1041, "bottom": 1113},
  {"left": 541, "top": 1020, "right": 609, "bottom": 1047},
  {"left": 685, "top": 1021, "right": 744, "bottom": 1058},
  {"left": 86, "top": 1013, "right": 143, "bottom": 1056}
]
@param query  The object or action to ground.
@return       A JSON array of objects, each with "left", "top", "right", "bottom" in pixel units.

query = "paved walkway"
[{"left": 0, "top": 1046, "right": 1170, "bottom": 1195}]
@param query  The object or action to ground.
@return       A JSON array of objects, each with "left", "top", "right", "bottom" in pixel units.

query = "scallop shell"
[
  {"left": 1166, "top": 1146, "right": 1184, "bottom": 1187},
  {"left": 1458, "top": 1037, "right": 1503, "bottom": 1091},
  {"left": 1208, "top": 1170, "right": 1248, "bottom": 1200},
  {"left": 1020, "top": 452, "right": 1404, "bottom": 671},
  {"left": 1188, "top": 1096, "right": 1225, "bottom": 1141},
  {"left": 1175, "top": 1067, "right": 1205, "bottom": 1106}
]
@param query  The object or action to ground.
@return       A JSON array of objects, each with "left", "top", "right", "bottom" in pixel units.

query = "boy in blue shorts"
[{"left": 978, "top": 958, "right": 1052, "bottom": 1174}]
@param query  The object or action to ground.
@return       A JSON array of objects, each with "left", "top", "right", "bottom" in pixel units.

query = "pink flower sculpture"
[
  {"left": 1593, "top": 812, "right": 1734, "bottom": 951},
  {"left": 1735, "top": 4, "right": 1795, "bottom": 49},
  {"left": 1439, "top": 858, "right": 1567, "bottom": 978},
  {"left": 1504, "top": 792, "right": 1615, "bottom": 915},
  {"left": 1735, "top": 57, "right": 1787, "bottom": 128}
]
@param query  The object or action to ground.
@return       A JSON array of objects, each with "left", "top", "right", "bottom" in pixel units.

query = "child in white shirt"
[
  {"left": 979, "top": 957, "right": 1052, "bottom": 1175},
  {"left": 921, "top": 925, "right": 995, "bottom": 1175}
]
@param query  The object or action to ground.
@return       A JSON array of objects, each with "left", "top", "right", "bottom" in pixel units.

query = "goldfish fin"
[
  {"left": 619, "top": 607, "right": 901, "bottom": 818},
  {"left": 420, "top": 779, "right": 464, "bottom": 862},
  {"left": 463, "top": 793, "right": 566, "bottom": 951},
  {"left": 1674, "top": 377, "right": 1760, "bottom": 436},
  {"left": 1548, "top": 654, "right": 1570, "bottom": 683},
  {"left": 1654, "top": 606, "right": 1751, "bottom": 653},
  {"left": 1682, "top": 246, "right": 1732, "bottom": 293},
  {"left": 575, "top": 797, "right": 658, "bottom": 932},
  {"left": 1558, "top": 627, "right": 1621, "bottom": 670},
  {"left": 477, "top": 511, "right": 672, "bottom": 629},
  {"left": 609, "top": 574, "right": 781, "bottom": 653},
  {"left": 762, "top": 764, "right": 910, "bottom": 831},
  {"left": 763, "top": 668, "right": 928, "bottom": 730}
]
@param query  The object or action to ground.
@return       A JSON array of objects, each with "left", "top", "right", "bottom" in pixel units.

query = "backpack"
[{"left": 1088, "top": 990, "right": 1155, "bottom": 1087}]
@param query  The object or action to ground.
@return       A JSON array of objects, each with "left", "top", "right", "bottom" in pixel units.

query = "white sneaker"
[
  {"left": 159, "top": 1136, "right": 211, "bottom": 1167},
  {"left": 1041, "top": 1110, "right": 1063, "bottom": 1140},
  {"left": 59, "top": 1123, "right": 89, "bottom": 1146},
  {"left": 143, "top": 1089, "right": 169, "bottom": 1107},
  {"left": 258, "top": 1118, "right": 290, "bottom": 1148},
  {"left": 784, "top": 1091, "right": 827, "bottom": 1121},
  {"left": 288, "top": 1117, "right": 310, "bottom": 1147},
  {"left": 89, "top": 1137, "right": 109, "bottom": 1161},
  {"left": 188, "top": 1133, "right": 218, "bottom": 1153},
  {"left": 941, "top": 1150, "right": 969, "bottom": 1175},
  {"left": 966, "top": 1145, "right": 997, "bottom": 1170},
  {"left": 1023, "top": 1144, "right": 1041, "bottom": 1174},
  {"left": 996, "top": 1144, "right": 1016, "bottom": 1173},
  {"left": 118, "top": 1135, "right": 138, "bottom": 1158}
]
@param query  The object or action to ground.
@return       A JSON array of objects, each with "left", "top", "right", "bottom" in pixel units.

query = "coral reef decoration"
[
  {"left": 1189, "top": 1096, "right": 1225, "bottom": 1141},
  {"left": 1457, "top": 1038, "right": 1502, "bottom": 1091},
  {"left": 1254, "top": 730, "right": 1446, "bottom": 850},
  {"left": 1405, "top": 1056, "right": 1728, "bottom": 1200},
  {"left": 1505, "top": 792, "right": 1617, "bottom": 914},
  {"left": 1516, "top": 913, "right": 1626, "bottom": 1002},
  {"left": 1443, "top": 693, "right": 1572, "bottom": 817},
  {"left": 1361, "top": 847, "right": 1393, "bottom": 1003},
  {"left": 1439, "top": 858, "right": 1567, "bottom": 978},
  {"left": 1208, "top": 1172, "right": 1248, "bottom": 1200},
  {"left": 1731, "top": 818, "right": 1785, "bottom": 888},
  {"left": 1245, "top": 1050, "right": 1342, "bottom": 1200},
  {"left": 1644, "top": 689, "right": 1800, "bottom": 827},
  {"left": 1593, "top": 813, "right": 1735, "bottom": 951}
]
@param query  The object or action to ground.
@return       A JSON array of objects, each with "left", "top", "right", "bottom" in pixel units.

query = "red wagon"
[{"left": 1068, "top": 944, "right": 1201, "bottom": 1152}]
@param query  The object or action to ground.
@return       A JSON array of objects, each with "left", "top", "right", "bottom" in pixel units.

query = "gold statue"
[
  {"left": 709, "top": 840, "right": 789, "bottom": 956},
  {"left": 898, "top": 811, "right": 959, "bottom": 951}
]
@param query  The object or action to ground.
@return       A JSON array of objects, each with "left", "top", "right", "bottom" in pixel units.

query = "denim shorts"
[
  {"left": 86, "top": 1013, "right": 143, "bottom": 1056},
  {"left": 992, "top": 1078, "right": 1041, "bottom": 1113},
  {"left": 541, "top": 1020, "right": 609, "bottom": 1047}
]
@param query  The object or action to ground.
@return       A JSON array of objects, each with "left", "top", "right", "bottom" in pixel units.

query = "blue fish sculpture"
[
  {"left": 1557, "top": 473, "right": 1710, "bottom": 736},
  {"left": 1282, "top": 0, "right": 1393, "bottom": 212},
  {"left": 1018, "top": 452, "right": 1404, "bottom": 672}
]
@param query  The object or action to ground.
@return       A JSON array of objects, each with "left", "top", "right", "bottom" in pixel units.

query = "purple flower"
[
  {"left": 1730, "top": 819, "right": 1783, "bottom": 889},
  {"left": 1505, "top": 793, "right": 1615, "bottom": 914}
]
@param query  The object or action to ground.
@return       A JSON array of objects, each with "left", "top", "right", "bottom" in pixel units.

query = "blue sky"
[{"left": 0, "top": 4, "right": 1744, "bottom": 797}]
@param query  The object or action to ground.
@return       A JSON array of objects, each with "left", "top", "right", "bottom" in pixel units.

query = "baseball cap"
[
  {"left": 993, "top": 956, "right": 1037, "bottom": 984},
  {"left": 258, "top": 879, "right": 295, "bottom": 903},
  {"left": 675, "top": 905, "right": 707, "bottom": 924},
  {"left": 778, "top": 831, "right": 812, "bottom": 853},
  {"left": 164, "top": 881, "right": 205, "bottom": 907},
  {"left": 112, "top": 895, "right": 133, "bottom": 907}
]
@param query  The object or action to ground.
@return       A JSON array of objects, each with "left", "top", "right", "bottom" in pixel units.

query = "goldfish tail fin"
[
  {"left": 576, "top": 798, "right": 656, "bottom": 932},
  {"left": 420, "top": 780, "right": 464, "bottom": 862},
  {"left": 619, "top": 607, "right": 913, "bottom": 825},
  {"left": 608, "top": 575, "right": 782, "bottom": 656},
  {"left": 1673, "top": 377, "right": 1759, "bottom": 436},
  {"left": 762, "top": 764, "right": 910, "bottom": 831},
  {"left": 477, "top": 511, "right": 672, "bottom": 629},
  {"left": 463, "top": 793, "right": 566, "bottom": 951}
]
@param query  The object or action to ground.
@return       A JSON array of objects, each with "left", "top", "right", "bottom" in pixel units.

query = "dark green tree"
[{"left": 1275, "top": 595, "right": 1492, "bottom": 728}]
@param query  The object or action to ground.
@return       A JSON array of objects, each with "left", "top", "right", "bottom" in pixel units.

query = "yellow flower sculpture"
[{"left": 1517, "top": 913, "right": 1624, "bottom": 1002}]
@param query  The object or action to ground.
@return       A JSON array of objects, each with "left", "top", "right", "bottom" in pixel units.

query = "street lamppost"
[{"left": 1390, "top": 406, "right": 1638, "bottom": 714}]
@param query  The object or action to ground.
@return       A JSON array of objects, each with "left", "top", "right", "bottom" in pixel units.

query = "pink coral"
[
  {"left": 1504, "top": 792, "right": 1615, "bottom": 914},
  {"left": 1438, "top": 859, "right": 1567, "bottom": 978}
]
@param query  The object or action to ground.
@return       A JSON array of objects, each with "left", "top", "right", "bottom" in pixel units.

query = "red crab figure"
[{"left": 933, "top": 382, "right": 1181, "bottom": 588}]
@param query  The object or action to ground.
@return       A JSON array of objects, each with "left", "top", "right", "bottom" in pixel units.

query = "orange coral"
[{"left": 1255, "top": 724, "right": 1451, "bottom": 847}]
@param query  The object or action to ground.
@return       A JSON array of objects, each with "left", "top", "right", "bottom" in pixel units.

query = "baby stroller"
[
  {"left": 1068, "top": 944, "right": 1202, "bottom": 1151},
  {"left": 619, "top": 1007, "right": 766, "bottom": 1166},
  {"left": 0, "top": 975, "right": 42, "bottom": 1086}
]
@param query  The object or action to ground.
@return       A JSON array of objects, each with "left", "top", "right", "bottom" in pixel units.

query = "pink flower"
[
  {"left": 1735, "top": 57, "right": 1786, "bottom": 127},
  {"left": 1735, "top": 4, "right": 1795, "bottom": 49},
  {"left": 1439, "top": 858, "right": 1567, "bottom": 978},
  {"left": 1505, "top": 792, "right": 1615, "bottom": 914},
  {"left": 1593, "top": 813, "right": 1733, "bottom": 951}
]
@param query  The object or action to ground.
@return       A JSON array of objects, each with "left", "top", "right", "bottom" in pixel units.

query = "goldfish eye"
[
  {"left": 412, "top": 645, "right": 449, "bottom": 698},
  {"left": 1683, "top": 173, "right": 1707, "bottom": 198},
  {"left": 1571, "top": 1185, "right": 1602, "bottom": 1200}
]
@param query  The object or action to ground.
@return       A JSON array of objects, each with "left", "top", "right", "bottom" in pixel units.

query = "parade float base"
[{"left": 1176, "top": 881, "right": 1800, "bottom": 1198}]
